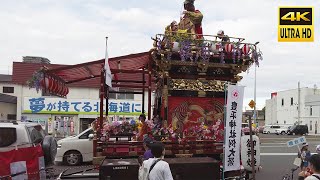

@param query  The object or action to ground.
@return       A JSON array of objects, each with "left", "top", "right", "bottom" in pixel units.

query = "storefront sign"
[
  {"left": 224, "top": 85, "right": 244, "bottom": 172},
  {"left": 23, "top": 97, "right": 142, "bottom": 115}
]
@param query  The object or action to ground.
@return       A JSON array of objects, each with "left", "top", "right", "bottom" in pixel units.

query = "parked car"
[
  {"left": 55, "top": 127, "right": 94, "bottom": 166},
  {"left": 275, "top": 127, "right": 288, "bottom": 135},
  {"left": 263, "top": 125, "right": 281, "bottom": 134},
  {"left": 287, "top": 125, "right": 309, "bottom": 135},
  {"left": 0, "top": 120, "right": 57, "bottom": 166}
]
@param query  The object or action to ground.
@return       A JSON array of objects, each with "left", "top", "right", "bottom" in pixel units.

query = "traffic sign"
[{"left": 248, "top": 100, "right": 255, "bottom": 109}]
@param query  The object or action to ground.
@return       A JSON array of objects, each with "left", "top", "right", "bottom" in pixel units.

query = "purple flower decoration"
[
  {"left": 27, "top": 71, "right": 44, "bottom": 93},
  {"left": 179, "top": 40, "right": 192, "bottom": 61},
  {"left": 200, "top": 42, "right": 210, "bottom": 62},
  {"left": 220, "top": 52, "right": 225, "bottom": 64},
  {"left": 232, "top": 49, "right": 236, "bottom": 64}
]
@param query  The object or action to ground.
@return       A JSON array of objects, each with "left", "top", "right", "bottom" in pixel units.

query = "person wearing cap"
[
  {"left": 182, "top": 0, "right": 203, "bottom": 39},
  {"left": 139, "top": 142, "right": 173, "bottom": 180},
  {"left": 216, "top": 30, "right": 230, "bottom": 46},
  {"left": 143, "top": 135, "right": 154, "bottom": 160},
  {"left": 300, "top": 143, "right": 312, "bottom": 171}
]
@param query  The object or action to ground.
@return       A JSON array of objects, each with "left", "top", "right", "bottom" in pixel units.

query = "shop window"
[
  {"left": 3, "top": 86, "right": 14, "bottom": 93},
  {"left": 7, "top": 114, "right": 16, "bottom": 120},
  {"left": 310, "top": 121, "right": 313, "bottom": 131},
  {"left": 310, "top": 106, "right": 313, "bottom": 116},
  {"left": 114, "top": 89, "right": 134, "bottom": 100},
  {"left": 109, "top": 93, "right": 117, "bottom": 99},
  {"left": 281, "top": 98, "right": 284, "bottom": 106},
  {"left": 291, "top": 97, "right": 293, "bottom": 106}
]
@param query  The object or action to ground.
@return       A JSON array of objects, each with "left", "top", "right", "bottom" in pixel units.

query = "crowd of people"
[
  {"left": 297, "top": 143, "right": 320, "bottom": 180},
  {"left": 138, "top": 137, "right": 174, "bottom": 180}
]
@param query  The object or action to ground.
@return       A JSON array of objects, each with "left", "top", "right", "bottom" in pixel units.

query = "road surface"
[{"left": 52, "top": 134, "right": 319, "bottom": 179}]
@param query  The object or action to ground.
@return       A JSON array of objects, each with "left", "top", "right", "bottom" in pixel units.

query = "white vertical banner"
[
  {"left": 105, "top": 37, "right": 112, "bottom": 87},
  {"left": 224, "top": 85, "right": 244, "bottom": 172}
]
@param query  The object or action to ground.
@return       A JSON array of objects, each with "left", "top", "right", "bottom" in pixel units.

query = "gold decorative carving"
[
  {"left": 197, "top": 63, "right": 208, "bottom": 74},
  {"left": 211, "top": 68, "right": 224, "bottom": 75},
  {"left": 198, "top": 91, "right": 206, "bottom": 97},
  {"left": 170, "top": 79, "right": 225, "bottom": 92},
  {"left": 158, "top": 60, "right": 171, "bottom": 71},
  {"left": 178, "top": 66, "right": 191, "bottom": 73}
]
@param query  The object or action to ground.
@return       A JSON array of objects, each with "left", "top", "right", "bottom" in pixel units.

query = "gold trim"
[{"left": 169, "top": 79, "right": 226, "bottom": 92}]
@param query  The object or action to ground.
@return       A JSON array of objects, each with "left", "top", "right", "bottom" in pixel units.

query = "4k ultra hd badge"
[{"left": 278, "top": 7, "right": 314, "bottom": 42}]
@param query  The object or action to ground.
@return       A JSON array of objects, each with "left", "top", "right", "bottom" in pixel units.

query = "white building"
[{"left": 265, "top": 86, "right": 320, "bottom": 134}]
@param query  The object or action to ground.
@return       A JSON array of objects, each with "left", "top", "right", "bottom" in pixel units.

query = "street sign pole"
[{"left": 248, "top": 115, "right": 255, "bottom": 179}]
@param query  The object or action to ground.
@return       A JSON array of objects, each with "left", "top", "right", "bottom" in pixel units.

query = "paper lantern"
[
  {"left": 48, "top": 78, "right": 55, "bottom": 92},
  {"left": 62, "top": 86, "right": 67, "bottom": 96},
  {"left": 65, "top": 87, "right": 69, "bottom": 95},
  {"left": 225, "top": 43, "right": 233, "bottom": 53},
  {"left": 53, "top": 80, "right": 59, "bottom": 93},
  {"left": 61, "top": 86, "right": 65, "bottom": 96},
  {"left": 61, "top": 84, "right": 66, "bottom": 95},
  {"left": 58, "top": 83, "right": 64, "bottom": 95},
  {"left": 41, "top": 77, "right": 49, "bottom": 89},
  {"left": 172, "top": 42, "right": 179, "bottom": 52},
  {"left": 242, "top": 44, "right": 250, "bottom": 55}
]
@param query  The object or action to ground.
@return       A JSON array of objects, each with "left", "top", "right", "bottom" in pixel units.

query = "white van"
[
  {"left": 263, "top": 124, "right": 292, "bottom": 134},
  {"left": 55, "top": 127, "right": 94, "bottom": 165},
  {"left": 263, "top": 125, "right": 281, "bottom": 134}
]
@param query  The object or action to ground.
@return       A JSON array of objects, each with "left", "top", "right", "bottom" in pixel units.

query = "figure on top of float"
[{"left": 180, "top": 0, "right": 203, "bottom": 39}]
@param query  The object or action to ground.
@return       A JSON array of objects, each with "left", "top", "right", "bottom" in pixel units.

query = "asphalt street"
[
  {"left": 52, "top": 134, "right": 320, "bottom": 180},
  {"left": 256, "top": 134, "right": 319, "bottom": 180}
]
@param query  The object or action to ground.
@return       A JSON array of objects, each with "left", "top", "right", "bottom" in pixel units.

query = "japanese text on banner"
[{"left": 224, "top": 85, "right": 244, "bottom": 172}]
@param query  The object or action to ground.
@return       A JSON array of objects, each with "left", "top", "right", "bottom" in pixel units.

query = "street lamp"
[{"left": 253, "top": 42, "right": 259, "bottom": 125}]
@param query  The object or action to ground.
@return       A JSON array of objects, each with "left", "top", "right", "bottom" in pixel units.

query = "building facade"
[
  {"left": 0, "top": 75, "right": 17, "bottom": 120},
  {"left": 1, "top": 61, "right": 152, "bottom": 137},
  {"left": 242, "top": 110, "right": 265, "bottom": 126},
  {"left": 265, "top": 87, "right": 320, "bottom": 134}
]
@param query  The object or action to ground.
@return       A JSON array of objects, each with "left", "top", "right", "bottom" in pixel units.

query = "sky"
[{"left": 1, "top": 0, "right": 320, "bottom": 110}]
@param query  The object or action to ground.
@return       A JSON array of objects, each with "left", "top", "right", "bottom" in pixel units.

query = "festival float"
[{"left": 27, "top": 0, "right": 262, "bottom": 179}]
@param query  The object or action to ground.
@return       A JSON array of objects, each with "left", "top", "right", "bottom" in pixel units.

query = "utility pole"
[
  {"left": 298, "top": 82, "right": 301, "bottom": 125},
  {"left": 253, "top": 42, "right": 259, "bottom": 126}
]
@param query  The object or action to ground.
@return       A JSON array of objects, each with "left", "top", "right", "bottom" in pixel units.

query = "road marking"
[
  {"left": 260, "top": 146, "right": 287, "bottom": 148},
  {"left": 67, "top": 173, "right": 99, "bottom": 176},
  {"left": 261, "top": 153, "right": 317, "bottom": 156},
  {"left": 261, "top": 143, "right": 286, "bottom": 145},
  {"left": 261, "top": 138, "right": 319, "bottom": 140},
  {"left": 261, "top": 153, "right": 297, "bottom": 156}
]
